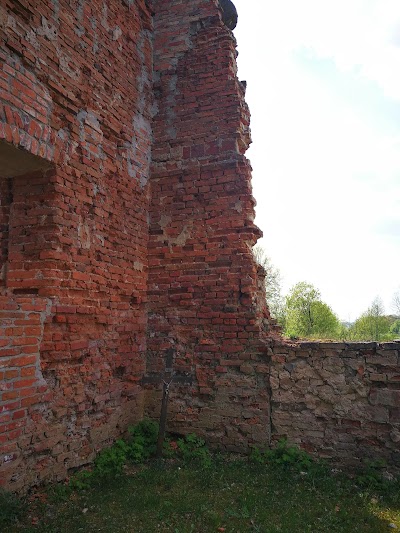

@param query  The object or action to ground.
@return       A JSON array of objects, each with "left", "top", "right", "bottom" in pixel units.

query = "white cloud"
[
  {"left": 233, "top": 0, "right": 400, "bottom": 320},
  {"left": 235, "top": 0, "right": 400, "bottom": 100}
]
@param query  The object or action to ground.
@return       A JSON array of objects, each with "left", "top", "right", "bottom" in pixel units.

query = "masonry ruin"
[{"left": 0, "top": 0, "right": 399, "bottom": 492}]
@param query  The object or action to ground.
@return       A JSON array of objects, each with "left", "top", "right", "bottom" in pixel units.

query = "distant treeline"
[{"left": 253, "top": 246, "right": 400, "bottom": 342}]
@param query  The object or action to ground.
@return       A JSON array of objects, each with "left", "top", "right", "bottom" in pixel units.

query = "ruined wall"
[
  {"left": 0, "top": 0, "right": 153, "bottom": 490},
  {"left": 271, "top": 341, "right": 400, "bottom": 471},
  {"left": 146, "top": 0, "right": 277, "bottom": 451},
  {"left": 1, "top": 0, "right": 398, "bottom": 494}
]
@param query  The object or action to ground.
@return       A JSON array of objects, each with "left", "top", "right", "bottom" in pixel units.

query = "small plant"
[
  {"left": 67, "top": 420, "right": 160, "bottom": 490},
  {"left": 126, "top": 419, "right": 158, "bottom": 462},
  {"left": 176, "top": 433, "right": 212, "bottom": 468},
  {"left": 249, "top": 446, "right": 266, "bottom": 464},
  {"left": 46, "top": 482, "right": 72, "bottom": 504},
  {"left": 69, "top": 469, "right": 95, "bottom": 491},
  {"left": 0, "top": 488, "right": 25, "bottom": 527},
  {"left": 356, "top": 458, "right": 398, "bottom": 493},
  {"left": 94, "top": 439, "right": 130, "bottom": 478},
  {"left": 250, "top": 439, "right": 314, "bottom": 472}
]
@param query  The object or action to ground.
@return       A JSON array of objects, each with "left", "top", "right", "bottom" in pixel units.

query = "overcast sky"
[{"left": 233, "top": 0, "right": 400, "bottom": 321}]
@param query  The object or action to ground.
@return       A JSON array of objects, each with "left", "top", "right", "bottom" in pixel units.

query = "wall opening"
[{"left": 0, "top": 140, "right": 54, "bottom": 294}]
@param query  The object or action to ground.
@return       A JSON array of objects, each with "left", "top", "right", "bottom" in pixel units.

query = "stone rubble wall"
[{"left": 271, "top": 341, "right": 400, "bottom": 471}]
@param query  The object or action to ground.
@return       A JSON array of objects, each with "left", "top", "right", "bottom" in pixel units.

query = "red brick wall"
[
  {"left": 0, "top": 296, "right": 52, "bottom": 489},
  {"left": 146, "top": 0, "right": 277, "bottom": 452},
  {"left": 0, "top": 0, "right": 153, "bottom": 490}
]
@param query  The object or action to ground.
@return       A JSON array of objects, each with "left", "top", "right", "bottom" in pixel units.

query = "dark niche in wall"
[
  {"left": 0, "top": 140, "right": 55, "bottom": 294},
  {"left": 0, "top": 140, "right": 52, "bottom": 178}
]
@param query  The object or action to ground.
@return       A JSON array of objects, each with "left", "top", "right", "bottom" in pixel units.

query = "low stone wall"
[{"left": 270, "top": 341, "right": 400, "bottom": 471}]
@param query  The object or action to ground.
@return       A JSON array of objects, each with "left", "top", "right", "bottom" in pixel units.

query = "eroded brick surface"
[{"left": 146, "top": 0, "right": 277, "bottom": 452}]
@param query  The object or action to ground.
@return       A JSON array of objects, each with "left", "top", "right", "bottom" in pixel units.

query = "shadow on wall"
[{"left": 0, "top": 141, "right": 53, "bottom": 179}]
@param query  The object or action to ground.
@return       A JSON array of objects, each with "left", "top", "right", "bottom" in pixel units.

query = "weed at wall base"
[{"left": 0, "top": 488, "right": 25, "bottom": 528}]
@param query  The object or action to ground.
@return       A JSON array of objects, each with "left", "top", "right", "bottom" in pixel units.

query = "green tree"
[
  {"left": 350, "top": 297, "right": 391, "bottom": 341},
  {"left": 253, "top": 245, "right": 285, "bottom": 324},
  {"left": 392, "top": 290, "right": 400, "bottom": 317},
  {"left": 390, "top": 319, "right": 400, "bottom": 336},
  {"left": 284, "top": 282, "right": 340, "bottom": 339}
]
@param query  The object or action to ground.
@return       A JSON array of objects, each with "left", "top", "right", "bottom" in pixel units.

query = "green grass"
[{"left": 6, "top": 458, "right": 400, "bottom": 533}]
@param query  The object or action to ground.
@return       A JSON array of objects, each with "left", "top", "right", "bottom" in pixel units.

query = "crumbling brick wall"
[
  {"left": 0, "top": 0, "right": 274, "bottom": 492},
  {"left": 145, "top": 0, "right": 277, "bottom": 452},
  {"left": 0, "top": 0, "right": 153, "bottom": 490}
]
